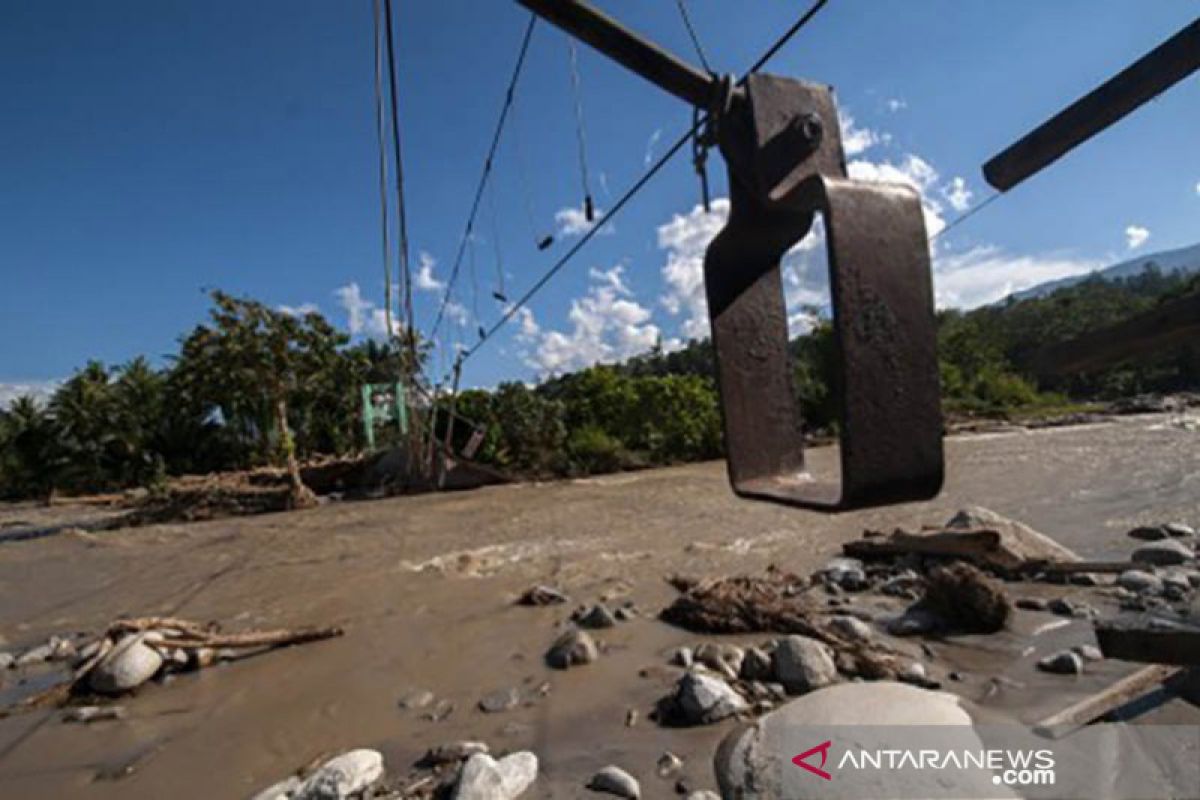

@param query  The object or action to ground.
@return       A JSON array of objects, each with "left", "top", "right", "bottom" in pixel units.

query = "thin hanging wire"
[
  {"left": 509, "top": 99, "right": 552, "bottom": 250},
  {"left": 371, "top": 0, "right": 394, "bottom": 345},
  {"left": 567, "top": 40, "right": 594, "bottom": 218},
  {"left": 430, "top": 13, "right": 537, "bottom": 341},
  {"left": 930, "top": 191, "right": 1002, "bottom": 243},
  {"left": 675, "top": 0, "right": 713, "bottom": 74},
  {"left": 381, "top": 0, "right": 415, "bottom": 368},
  {"left": 485, "top": 182, "right": 508, "bottom": 302}
]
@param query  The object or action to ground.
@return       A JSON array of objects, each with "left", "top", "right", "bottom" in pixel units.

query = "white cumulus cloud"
[
  {"left": 524, "top": 265, "right": 660, "bottom": 374},
  {"left": 555, "top": 203, "right": 611, "bottom": 237},
  {"left": 932, "top": 245, "right": 1101, "bottom": 309},
  {"left": 334, "top": 282, "right": 396, "bottom": 339},
  {"left": 942, "top": 176, "right": 973, "bottom": 213},
  {"left": 1125, "top": 225, "right": 1150, "bottom": 250},
  {"left": 839, "top": 112, "right": 881, "bottom": 157},
  {"left": 414, "top": 251, "right": 444, "bottom": 292},
  {"left": 277, "top": 302, "right": 319, "bottom": 317},
  {"left": 0, "top": 380, "right": 60, "bottom": 410},
  {"left": 885, "top": 98, "right": 907, "bottom": 113}
]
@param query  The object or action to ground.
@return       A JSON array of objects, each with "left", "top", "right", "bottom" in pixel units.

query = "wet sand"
[{"left": 0, "top": 415, "right": 1197, "bottom": 798}]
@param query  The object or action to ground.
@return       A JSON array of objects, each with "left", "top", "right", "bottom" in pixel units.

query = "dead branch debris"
[{"left": 1, "top": 617, "right": 342, "bottom": 717}]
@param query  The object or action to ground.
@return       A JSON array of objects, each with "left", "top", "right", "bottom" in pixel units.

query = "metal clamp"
[{"left": 706, "top": 75, "right": 943, "bottom": 510}]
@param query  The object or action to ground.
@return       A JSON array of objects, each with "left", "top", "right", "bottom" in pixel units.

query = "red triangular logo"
[{"left": 792, "top": 740, "right": 833, "bottom": 780}]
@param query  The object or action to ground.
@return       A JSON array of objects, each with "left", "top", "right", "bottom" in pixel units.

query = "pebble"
[
  {"left": 421, "top": 741, "right": 489, "bottom": 766},
  {"left": 1037, "top": 650, "right": 1084, "bottom": 675},
  {"left": 1072, "top": 644, "right": 1104, "bottom": 662},
  {"left": 1132, "top": 539, "right": 1193, "bottom": 567},
  {"left": 292, "top": 749, "right": 384, "bottom": 800},
  {"left": 517, "top": 585, "right": 568, "bottom": 606},
  {"left": 478, "top": 687, "right": 521, "bottom": 713},
  {"left": 62, "top": 705, "right": 127, "bottom": 724},
  {"left": 897, "top": 661, "right": 927, "bottom": 684},
  {"left": 88, "top": 634, "right": 163, "bottom": 695},
  {"left": 656, "top": 751, "right": 683, "bottom": 778},
  {"left": 739, "top": 646, "right": 773, "bottom": 681},
  {"left": 1015, "top": 597, "right": 1048, "bottom": 611},
  {"left": 1128, "top": 525, "right": 1169, "bottom": 541},
  {"left": 545, "top": 629, "right": 598, "bottom": 669},
  {"left": 693, "top": 643, "right": 743, "bottom": 680},
  {"left": 398, "top": 688, "right": 435, "bottom": 710},
  {"left": 828, "top": 615, "right": 873, "bottom": 643},
  {"left": 1118, "top": 569, "right": 1163, "bottom": 595},
  {"left": 575, "top": 604, "right": 618, "bottom": 629},
  {"left": 886, "top": 607, "right": 942, "bottom": 636},
  {"left": 819, "top": 557, "right": 867, "bottom": 591},
  {"left": 672, "top": 670, "right": 749, "bottom": 725},
  {"left": 685, "top": 792, "right": 720, "bottom": 800},
  {"left": 669, "top": 647, "right": 693, "bottom": 668},
  {"left": 1048, "top": 597, "right": 1095, "bottom": 618},
  {"left": 587, "top": 765, "right": 640, "bottom": 799},
  {"left": 452, "top": 752, "right": 538, "bottom": 800},
  {"left": 772, "top": 635, "right": 837, "bottom": 695},
  {"left": 0, "top": 652, "right": 13, "bottom": 670},
  {"left": 1164, "top": 522, "right": 1196, "bottom": 538},
  {"left": 16, "top": 643, "right": 54, "bottom": 667}
]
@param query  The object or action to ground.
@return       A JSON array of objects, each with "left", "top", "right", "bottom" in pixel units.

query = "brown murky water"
[{"left": 0, "top": 414, "right": 1197, "bottom": 798}]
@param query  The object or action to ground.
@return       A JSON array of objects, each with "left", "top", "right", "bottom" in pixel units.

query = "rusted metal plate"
[{"left": 707, "top": 76, "right": 943, "bottom": 510}]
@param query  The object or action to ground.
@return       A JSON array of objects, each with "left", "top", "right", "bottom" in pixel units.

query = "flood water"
[{"left": 0, "top": 413, "right": 1196, "bottom": 798}]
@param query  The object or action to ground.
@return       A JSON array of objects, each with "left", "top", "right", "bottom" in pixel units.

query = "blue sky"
[{"left": 1, "top": 0, "right": 1198, "bottom": 398}]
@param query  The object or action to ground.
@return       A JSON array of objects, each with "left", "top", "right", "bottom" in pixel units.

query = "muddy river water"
[{"left": 0, "top": 414, "right": 1197, "bottom": 798}]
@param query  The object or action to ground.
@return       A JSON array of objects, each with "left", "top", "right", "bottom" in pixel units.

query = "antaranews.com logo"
[{"left": 794, "top": 740, "right": 1056, "bottom": 787}]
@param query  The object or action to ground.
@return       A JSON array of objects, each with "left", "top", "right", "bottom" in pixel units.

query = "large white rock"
[
  {"left": 674, "top": 670, "right": 748, "bottom": 725},
  {"left": 452, "top": 751, "right": 538, "bottom": 800},
  {"left": 714, "top": 682, "right": 1014, "bottom": 800},
  {"left": 87, "top": 634, "right": 163, "bottom": 695},
  {"left": 293, "top": 749, "right": 384, "bottom": 800}
]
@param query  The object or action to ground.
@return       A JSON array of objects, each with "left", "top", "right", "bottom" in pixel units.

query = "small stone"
[
  {"left": 452, "top": 751, "right": 538, "bottom": 800},
  {"left": 685, "top": 793, "right": 720, "bottom": 800},
  {"left": 819, "top": 557, "right": 867, "bottom": 591},
  {"left": 693, "top": 643, "right": 743, "bottom": 680},
  {"left": 1037, "top": 650, "right": 1084, "bottom": 675},
  {"left": 545, "top": 628, "right": 598, "bottom": 669},
  {"left": 897, "top": 661, "right": 927, "bottom": 684},
  {"left": 879, "top": 571, "right": 923, "bottom": 599},
  {"left": 772, "top": 635, "right": 837, "bottom": 695},
  {"left": 62, "top": 705, "right": 126, "bottom": 724},
  {"left": 1015, "top": 597, "right": 1048, "bottom": 611},
  {"left": 478, "top": 687, "right": 521, "bottom": 713},
  {"left": 517, "top": 584, "right": 568, "bottom": 606},
  {"left": 656, "top": 751, "right": 683, "bottom": 778},
  {"left": 923, "top": 562, "right": 1010, "bottom": 633},
  {"left": 423, "top": 699, "right": 455, "bottom": 722},
  {"left": 0, "top": 652, "right": 12, "bottom": 670},
  {"left": 293, "top": 749, "right": 384, "bottom": 800},
  {"left": 1164, "top": 522, "right": 1196, "bottom": 538},
  {"left": 1048, "top": 597, "right": 1080, "bottom": 617},
  {"left": 398, "top": 688, "right": 435, "bottom": 710},
  {"left": 1068, "top": 572, "right": 1100, "bottom": 587},
  {"left": 1118, "top": 569, "right": 1163, "bottom": 595},
  {"left": 948, "top": 671, "right": 964, "bottom": 682},
  {"left": 613, "top": 606, "right": 637, "bottom": 621},
  {"left": 1072, "top": 644, "right": 1103, "bottom": 662},
  {"left": 739, "top": 646, "right": 773, "bottom": 681},
  {"left": 587, "top": 765, "right": 640, "bottom": 799},
  {"left": 1128, "top": 525, "right": 1169, "bottom": 541},
  {"left": 828, "top": 615, "right": 873, "bottom": 643},
  {"left": 670, "top": 670, "right": 749, "bottom": 725},
  {"left": 575, "top": 604, "right": 618, "bottom": 629},
  {"left": 1132, "top": 539, "right": 1194, "bottom": 567},
  {"left": 421, "top": 741, "right": 489, "bottom": 766},
  {"left": 886, "top": 607, "right": 941, "bottom": 636},
  {"left": 624, "top": 708, "right": 638, "bottom": 727}
]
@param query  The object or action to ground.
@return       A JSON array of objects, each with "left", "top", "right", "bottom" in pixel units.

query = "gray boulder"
[
  {"left": 1132, "top": 539, "right": 1193, "bottom": 567},
  {"left": 715, "top": 682, "right": 990, "bottom": 799},
  {"left": 545, "top": 628, "right": 598, "bottom": 669},
  {"left": 828, "top": 615, "right": 873, "bottom": 643},
  {"left": 772, "top": 635, "right": 837, "bottom": 694},
  {"left": 293, "top": 749, "right": 384, "bottom": 800},
  {"left": 1117, "top": 569, "right": 1163, "bottom": 595},
  {"left": 672, "top": 670, "right": 749, "bottom": 725},
  {"left": 452, "top": 752, "right": 538, "bottom": 800}
]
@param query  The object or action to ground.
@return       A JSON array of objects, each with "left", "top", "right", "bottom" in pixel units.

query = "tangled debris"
[{"left": 4, "top": 616, "right": 342, "bottom": 716}]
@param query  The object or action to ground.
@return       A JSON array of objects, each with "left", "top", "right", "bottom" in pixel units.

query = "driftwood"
[
  {"left": 845, "top": 529, "right": 1016, "bottom": 568},
  {"left": 1033, "top": 664, "right": 1183, "bottom": 738},
  {"left": 1094, "top": 616, "right": 1200, "bottom": 666},
  {"left": 0, "top": 617, "right": 343, "bottom": 718}
]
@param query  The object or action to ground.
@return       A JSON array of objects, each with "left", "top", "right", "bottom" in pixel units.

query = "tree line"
[{"left": 2, "top": 266, "right": 1197, "bottom": 501}]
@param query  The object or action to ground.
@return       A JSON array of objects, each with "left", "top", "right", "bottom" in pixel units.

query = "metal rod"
[
  {"left": 517, "top": 0, "right": 715, "bottom": 108},
  {"left": 984, "top": 17, "right": 1200, "bottom": 191}
]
